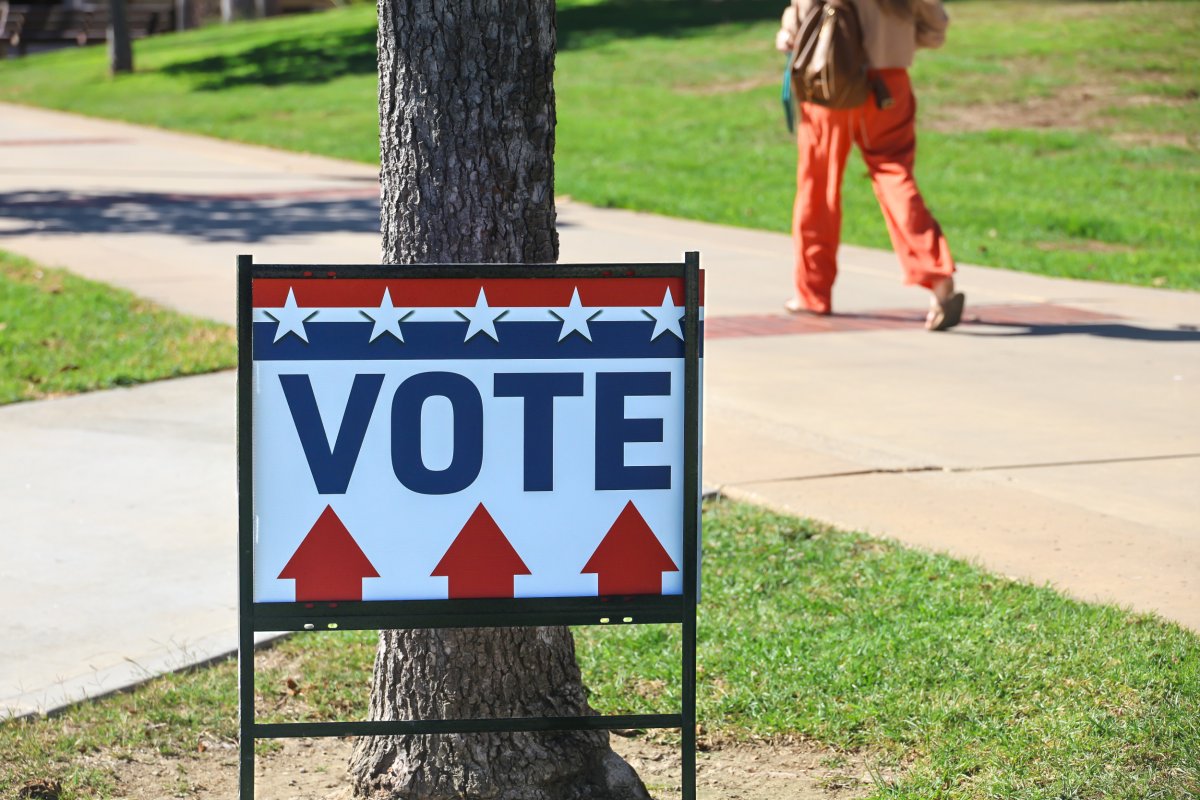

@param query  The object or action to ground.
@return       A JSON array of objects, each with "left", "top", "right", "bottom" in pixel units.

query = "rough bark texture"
[
  {"left": 375, "top": 0, "right": 558, "bottom": 266},
  {"left": 350, "top": 629, "right": 650, "bottom": 799},
  {"left": 350, "top": 2, "right": 650, "bottom": 798}
]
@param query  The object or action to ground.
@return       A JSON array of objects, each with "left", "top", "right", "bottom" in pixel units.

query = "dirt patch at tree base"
[{"left": 103, "top": 735, "right": 879, "bottom": 799}]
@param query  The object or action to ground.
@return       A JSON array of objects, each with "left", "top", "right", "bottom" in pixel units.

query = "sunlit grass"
[
  {"left": 0, "top": 250, "right": 235, "bottom": 404},
  {"left": 4, "top": 501, "right": 1197, "bottom": 798}
]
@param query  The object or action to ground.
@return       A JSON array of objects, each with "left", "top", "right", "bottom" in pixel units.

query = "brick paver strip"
[
  {"left": 0, "top": 137, "right": 132, "bottom": 147},
  {"left": 706, "top": 303, "right": 1121, "bottom": 339}
]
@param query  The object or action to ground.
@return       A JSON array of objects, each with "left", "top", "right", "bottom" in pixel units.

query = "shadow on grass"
[
  {"left": 558, "top": 0, "right": 782, "bottom": 49},
  {"left": 160, "top": 28, "right": 377, "bottom": 90},
  {"left": 0, "top": 190, "right": 380, "bottom": 243},
  {"left": 158, "top": 0, "right": 782, "bottom": 90}
]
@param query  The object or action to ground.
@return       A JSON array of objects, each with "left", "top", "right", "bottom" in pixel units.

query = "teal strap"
[{"left": 781, "top": 56, "right": 795, "bottom": 134}]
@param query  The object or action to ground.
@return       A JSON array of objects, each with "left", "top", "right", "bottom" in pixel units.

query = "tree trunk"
[
  {"left": 175, "top": 0, "right": 206, "bottom": 30},
  {"left": 349, "top": 2, "right": 651, "bottom": 798},
  {"left": 350, "top": 629, "right": 649, "bottom": 799},
  {"left": 106, "top": 0, "right": 133, "bottom": 75},
  {"left": 221, "top": 0, "right": 257, "bottom": 22}
]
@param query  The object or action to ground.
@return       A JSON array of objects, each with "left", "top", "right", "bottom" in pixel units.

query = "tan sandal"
[
  {"left": 926, "top": 291, "right": 965, "bottom": 331},
  {"left": 784, "top": 298, "right": 830, "bottom": 316}
]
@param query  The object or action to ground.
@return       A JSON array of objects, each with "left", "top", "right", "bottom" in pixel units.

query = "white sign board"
[{"left": 250, "top": 274, "right": 701, "bottom": 604}]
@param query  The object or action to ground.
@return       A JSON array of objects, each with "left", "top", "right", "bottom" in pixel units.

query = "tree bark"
[
  {"left": 349, "top": 2, "right": 650, "bottom": 798},
  {"left": 375, "top": 0, "right": 558, "bottom": 266},
  {"left": 350, "top": 629, "right": 649, "bottom": 799},
  {"left": 107, "top": 0, "right": 133, "bottom": 75}
]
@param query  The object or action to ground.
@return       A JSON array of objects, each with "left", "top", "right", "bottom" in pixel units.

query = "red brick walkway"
[
  {"left": 706, "top": 303, "right": 1120, "bottom": 338},
  {"left": 0, "top": 137, "right": 132, "bottom": 147}
]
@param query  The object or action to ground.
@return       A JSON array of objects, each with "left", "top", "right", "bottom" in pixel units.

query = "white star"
[
  {"left": 643, "top": 287, "right": 685, "bottom": 341},
  {"left": 550, "top": 287, "right": 601, "bottom": 342},
  {"left": 456, "top": 288, "right": 506, "bottom": 342},
  {"left": 362, "top": 288, "right": 413, "bottom": 343},
  {"left": 265, "top": 287, "right": 317, "bottom": 343}
]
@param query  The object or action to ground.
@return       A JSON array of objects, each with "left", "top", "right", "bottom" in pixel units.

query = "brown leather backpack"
[{"left": 788, "top": 0, "right": 871, "bottom": 109}]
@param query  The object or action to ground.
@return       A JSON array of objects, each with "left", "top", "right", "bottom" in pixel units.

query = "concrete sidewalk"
[{"left": 2, "top": 102, "right": 1197, "bottom": 718}]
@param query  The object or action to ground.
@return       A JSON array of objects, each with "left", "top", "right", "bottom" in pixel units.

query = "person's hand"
[{"left": 775, "top": 28, "right": 794, "bottom": 52}]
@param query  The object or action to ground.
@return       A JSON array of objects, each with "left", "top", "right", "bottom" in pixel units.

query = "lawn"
[
  {"left": 3, "top": 501, "right": 1197, "bottom": 798},
  {"left": 0, "top": 250, "right": 235, "bottom": 404},
  {"left": 0, "top": 1, "right": 1196, "bottom": 289}
]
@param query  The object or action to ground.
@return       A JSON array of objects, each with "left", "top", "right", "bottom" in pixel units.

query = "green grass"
[
  {"left": 577, "top": 502, "right": 1200, "bottom": 798},
  {"left": 0, "top": 1, "right": 1196, "bottom": 289},
  {"left": 0, "top": 250, "right": 235, "bottom": 404},
  {"left": 0, "top": 630, "right": 365, "bottom": 798},
  {"left": 4, "top": 501, "right": 1197, "bottom": 799}
]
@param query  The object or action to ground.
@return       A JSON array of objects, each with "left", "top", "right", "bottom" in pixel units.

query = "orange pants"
[{"left": 792, "top": 69, "right": 954, "bottom": 314}]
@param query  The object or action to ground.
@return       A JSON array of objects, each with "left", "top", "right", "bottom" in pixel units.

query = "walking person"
[{"left": 777, "top": 0, "right": 964, "bottom": 330}]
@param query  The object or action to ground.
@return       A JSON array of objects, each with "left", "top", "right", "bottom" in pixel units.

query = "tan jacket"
[{"left": 777, "top": 0, "right": 949, "bottom": 69}]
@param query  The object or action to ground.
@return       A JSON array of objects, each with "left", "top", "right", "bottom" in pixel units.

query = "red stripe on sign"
[{"left": 251, "top": 277, "right": 702, "bottom": 308}]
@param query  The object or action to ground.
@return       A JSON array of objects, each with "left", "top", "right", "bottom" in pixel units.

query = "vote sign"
[{"left": 244, "top": 264, "right": 702, "bottom": 608}]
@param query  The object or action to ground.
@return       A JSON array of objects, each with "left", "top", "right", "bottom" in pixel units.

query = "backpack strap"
[
  {"left": 782, "top": 0, "right": 826, "bottom": 132},
  {"left": 788, "top": 0, "right": 825, "bottom": 74},
  {"left": 781, "top": 57, "right": 796, "bottom": 132}
]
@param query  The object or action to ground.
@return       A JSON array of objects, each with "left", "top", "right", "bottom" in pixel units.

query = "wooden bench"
[{"left": 1, "top": 2, "right": 174, "bottom": 57}]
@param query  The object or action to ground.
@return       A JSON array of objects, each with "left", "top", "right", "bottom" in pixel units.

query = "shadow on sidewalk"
[
  {"left": 0, "top": 190, "right": 381, "bottom": 243},
  {"left": 962, "top": 321, "right": 1200, "bottom": 343},
  {"left": 705, "top": 305, "right": 1200, "bottom": 343}
]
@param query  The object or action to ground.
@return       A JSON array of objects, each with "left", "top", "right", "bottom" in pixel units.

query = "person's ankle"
[{"left": 931, "top": 277, "right": 956, "bottom": 304}]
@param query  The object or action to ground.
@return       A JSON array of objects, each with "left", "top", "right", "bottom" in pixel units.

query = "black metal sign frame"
[{"left": 237, "top": 253, "right": 703, "bottom": 799}]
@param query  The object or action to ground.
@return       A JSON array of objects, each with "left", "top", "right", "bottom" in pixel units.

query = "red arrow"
[
  {"left": 432, "top": 504, "right": 531, "bottom": 599},
  {"left": 582, "top": 501, "right": 679, "bottom": 596},
  {"left": 278, "top": 506, "right": 379, "bottom": 602}
]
